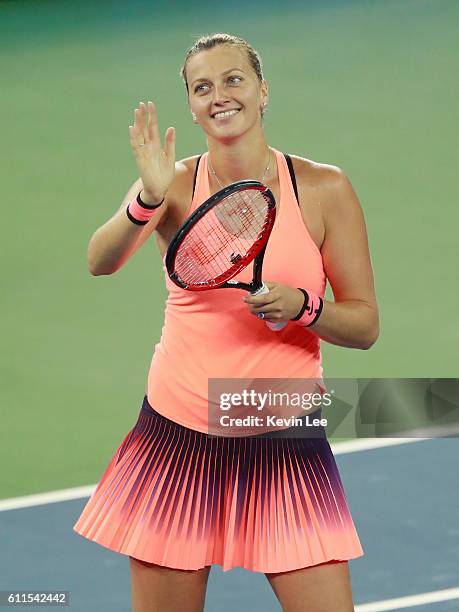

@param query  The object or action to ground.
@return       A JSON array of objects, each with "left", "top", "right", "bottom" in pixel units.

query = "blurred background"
[{"left": 1, "top": 0, "right": 457, "bottom": 499}]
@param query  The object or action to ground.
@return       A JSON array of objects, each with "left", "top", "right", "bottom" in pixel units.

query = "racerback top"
[{"left": 145, "top": 147, "right": 327, "bottom": 434}]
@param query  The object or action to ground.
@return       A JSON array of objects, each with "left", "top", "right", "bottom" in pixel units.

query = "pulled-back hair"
[{"left": 180, "top": 33, "right": 264, "bottom": 93}]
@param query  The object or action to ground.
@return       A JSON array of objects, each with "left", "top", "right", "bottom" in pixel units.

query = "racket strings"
[
  {"left": 174, "top": 189, "right": 270, "bottom": 286},
  {"left": 177, "top": 197, "right": 264, "bottom": 280}
]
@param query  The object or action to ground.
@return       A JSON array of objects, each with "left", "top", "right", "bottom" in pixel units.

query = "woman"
[{"left": 74, "top": 33, "right": 379, "bottom": 611}]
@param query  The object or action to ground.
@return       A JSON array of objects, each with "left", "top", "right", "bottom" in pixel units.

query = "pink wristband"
[
  {"left": 126, "top": 191, "right": 164, "bottom": 225},
  {"left": 292, "top": 288, "right": 324, "bottom": 327}
]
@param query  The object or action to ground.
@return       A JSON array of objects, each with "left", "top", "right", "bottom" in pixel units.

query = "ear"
[{"left": 261, "top": 79, "right": 269, "bottom": 106}]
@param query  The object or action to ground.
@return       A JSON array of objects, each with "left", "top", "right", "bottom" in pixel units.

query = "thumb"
[{"left": 164, "top": 126, "right": 175, "bottom": 159}]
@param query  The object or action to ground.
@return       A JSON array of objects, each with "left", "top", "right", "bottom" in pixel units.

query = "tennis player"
[{"left": 74, "top": 33, "right": 379, "bottom": 611}]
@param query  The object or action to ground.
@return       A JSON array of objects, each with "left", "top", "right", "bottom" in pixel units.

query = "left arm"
[{"left": 243, "top": 167, "right": 380, "bottom": 349}]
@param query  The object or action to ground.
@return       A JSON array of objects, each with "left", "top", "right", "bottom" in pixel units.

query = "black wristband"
[
  {"left": 292, "top": 288, "right": 309, "bottom": 321},
  {"left": 292, "top": 288, "right": 324, "bottom": 326},
  {"left": 307, "top": 296, "right": 324, "bottom": 327},
  {"left": 126, "top": 206, "right": 148, "bottom": 225},
  {"left": 137, "top": 191, "right": 165, "bottom": 209}
]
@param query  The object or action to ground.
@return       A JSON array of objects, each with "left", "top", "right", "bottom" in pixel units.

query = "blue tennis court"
[{"left": 1, "top": 436, "right": 458, "bottom": 610}]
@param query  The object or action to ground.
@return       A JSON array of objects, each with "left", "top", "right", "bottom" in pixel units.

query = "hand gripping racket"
[{"left": 165, "top": 180, "right": 287, "bottom": 331}]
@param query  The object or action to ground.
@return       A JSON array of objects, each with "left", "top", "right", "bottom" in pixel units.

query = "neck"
[{"left": 206, "top": 131, "right": 272, "bottom": 185}]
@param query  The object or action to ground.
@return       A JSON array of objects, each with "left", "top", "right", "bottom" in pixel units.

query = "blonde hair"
[{"left": 180, "top": 33, "right": 264, "bottom": 94}]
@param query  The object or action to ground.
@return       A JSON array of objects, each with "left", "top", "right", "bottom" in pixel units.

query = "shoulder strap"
[
  {"left": 191, "top": 155, "right": 203, "bottom": 200},
  {"left": 283, "top": 153, "right": 299, "bottom": 206}
]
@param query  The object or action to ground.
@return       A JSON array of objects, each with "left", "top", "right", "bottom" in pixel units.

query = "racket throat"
[{"left": 223, "top": 280, "right": 265, "bottom": 293}]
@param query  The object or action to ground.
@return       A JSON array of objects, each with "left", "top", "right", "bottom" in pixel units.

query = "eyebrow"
[{"left": 191, "top": 68, "right": 245, "bottom": 87}]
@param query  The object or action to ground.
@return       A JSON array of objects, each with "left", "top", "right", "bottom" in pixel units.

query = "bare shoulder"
[
  {"left": 288, "top": 154, "right": 360, "bottom": 217},
  {"left": 173, "top": 154, "right": 201, "bottom": 183},
  {"left": 288, "top": 154, "right": 345, "bottom": 189}
]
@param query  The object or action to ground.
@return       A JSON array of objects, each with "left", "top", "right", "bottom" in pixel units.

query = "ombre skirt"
[{"left": 73, "top": 395, "right": 364, "bottom": 573}]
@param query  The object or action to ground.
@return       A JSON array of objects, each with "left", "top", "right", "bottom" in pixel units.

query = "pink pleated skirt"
[{"left": 73, "top": 395, "right": 364, "bottom": 573}]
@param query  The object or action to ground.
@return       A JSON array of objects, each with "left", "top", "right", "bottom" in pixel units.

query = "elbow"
[
  {"left": 359, "top": 320, "right": 380, "bottom": 350},
  {"left": 88, "top": 259, "right": 103, "bottom": 276},
  {"left": 88, "top": 260, "right": 100, "bottom": 275},
  {"left": 88, "top": 266, "right": 114, "bottom": 276},
  {"left": 87, "top": 233, "right": 112, "bottom": 276},
  {"left": 88, "top": 259, "right": 115, "bottom": 276},
  {"left": 87, "top": 250, "right": 116, "bottom": 276},
  {"left": 359, "top": 335, "right": 378, "bottom": 350}
]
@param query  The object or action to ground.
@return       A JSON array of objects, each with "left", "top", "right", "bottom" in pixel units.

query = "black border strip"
[
  {"left": 284, "top": 153, "right": 299, "bottom": 206},
  {"left": 191, "top": 155, "right": 202, "bottom": 200}
]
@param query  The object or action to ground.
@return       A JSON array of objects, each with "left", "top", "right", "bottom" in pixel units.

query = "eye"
[
  {"left": 194, "top": 83, "right": 209, "bottom": 94},
  {"left": 228, "top": 75, "right": 242, "bottom": 85}
]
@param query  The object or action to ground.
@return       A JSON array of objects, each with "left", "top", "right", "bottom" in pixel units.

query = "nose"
[{"left": 212, "top": 82, "right": 231, "bottom": 105}]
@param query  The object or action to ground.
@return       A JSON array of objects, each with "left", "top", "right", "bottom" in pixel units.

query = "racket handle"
[
  {"left": 266, "top": 320, "right": 288, "bottom": 331},
  {"left": 252, "top": 283, "right": 288, "bottom": 332}
]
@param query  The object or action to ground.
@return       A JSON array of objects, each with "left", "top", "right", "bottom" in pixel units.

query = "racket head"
[{"left": 166, "top": 180, "right": 276, "bottom": 291}]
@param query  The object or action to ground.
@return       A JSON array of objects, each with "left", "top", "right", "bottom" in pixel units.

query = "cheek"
[
  {"left": 191, "top": 100, "right": 206, "bottom": 115},
  {"left": 240, "top": 88, "right": 261, "bottom": 109}
]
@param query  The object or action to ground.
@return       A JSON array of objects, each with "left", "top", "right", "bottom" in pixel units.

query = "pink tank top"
[{"left": 146, "top": 148, "right": 327, "bottom": 434}]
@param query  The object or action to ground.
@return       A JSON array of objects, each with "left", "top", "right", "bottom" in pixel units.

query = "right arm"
[
  {"left": 87, "top": 100, "right": 176, "bottom": 276},
  {"left": 87, "top": 177, "right": 167, "bottom": 276}
]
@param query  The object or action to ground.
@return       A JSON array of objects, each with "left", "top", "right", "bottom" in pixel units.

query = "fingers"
[
  {"left": 129, "top": 104, "right": 146, "bottom": 151},
  {"left": 129, "top": 102, "right": 175, "bottom": 156},
  {"left": 247, "top": 302, "right": 282, "bottom": 322},
  {"left": 147, "top": 101, "right": 160, "bottom": 144},
  {"left": 245, "top": 298, "right": 276, "bottom": 318},
  {"left": 243, "top": 292, "right": 276, "bottom": 305},
  {"left": 129, "top": 102, "right": 158, "bottom": 148},
  {"left": 136, "top": 103, "right": 148, "bottom": 143},
  {"left": 164, "top": 126, "right": 176, "bottom": 160},
  {"left": 243, "top": 286, "right": 278, "bottom": 319},
  {"left": 243, "top": 284, "right": 303, "bottom": 322},
  {"left": 128, "top": 125, "right": 143, "bottom": 152}
]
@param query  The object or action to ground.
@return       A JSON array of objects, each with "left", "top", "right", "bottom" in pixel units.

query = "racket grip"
[
  {"left": 252, "top": 283, "right": 288, "bottom": 332},
  {"left": 266, "top": 320, "right": 288, "bottom": 331}
]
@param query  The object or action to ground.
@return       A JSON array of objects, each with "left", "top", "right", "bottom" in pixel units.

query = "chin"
[
  {"left": 208, "top": 120, "right": 257, "bottom": 142},
  {"left": 205, "top": 125, "right": 240, "bottom": 141}
]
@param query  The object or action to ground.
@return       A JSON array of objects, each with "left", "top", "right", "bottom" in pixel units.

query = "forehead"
[{"left": 186, "top": 45, "right": 250, "bottom": 83}]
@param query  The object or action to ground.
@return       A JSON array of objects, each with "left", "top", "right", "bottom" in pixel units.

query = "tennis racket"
[{"left": 165, "top": 179, "right": 287, "bottom": 331}]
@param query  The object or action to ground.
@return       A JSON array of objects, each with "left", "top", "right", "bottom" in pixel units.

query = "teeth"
[{"left": 213, "top": 109, "right": 240, "bottom": 119}]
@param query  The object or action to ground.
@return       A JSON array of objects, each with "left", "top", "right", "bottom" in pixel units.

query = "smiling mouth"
[{"left": 211, "top": 109, "right": 241, "bottom": 119}]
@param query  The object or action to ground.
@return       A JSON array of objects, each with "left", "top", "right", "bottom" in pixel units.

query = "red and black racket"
[{"left": 165, "top": 180, "right": 287, "bottom": 331}]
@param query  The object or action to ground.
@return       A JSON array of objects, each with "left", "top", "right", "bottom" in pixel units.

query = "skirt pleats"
[{"left": 73, "top": 396, "right": 363, "bottom": 572}]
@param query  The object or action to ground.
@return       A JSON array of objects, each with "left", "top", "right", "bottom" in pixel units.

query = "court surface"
[{"left": 1, "top": 436, "right": 458, "bottom": 611}]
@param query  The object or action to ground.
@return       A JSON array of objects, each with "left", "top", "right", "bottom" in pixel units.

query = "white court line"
[
  {"left": 331, "top": 436, "right": 428, "bottom": 455},
  {"left": 0, "top": 485, "right": 96, "bottom": 512},
  {"left": 0, "top": 435, "right": 432, "bottom": 512},
  {"left": 332, "top": 421, "right": 459, "bottom": 455},
  {"left": 355, "top": 586, "right": 459, "bottom": 611}
]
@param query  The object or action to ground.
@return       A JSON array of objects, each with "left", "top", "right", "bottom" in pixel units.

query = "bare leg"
[
  {"left": 129, "top": 557, "right": 211, "bottom": 612},
  {"left": 265, "top": 560, "right": 355, "bottom": 612}
]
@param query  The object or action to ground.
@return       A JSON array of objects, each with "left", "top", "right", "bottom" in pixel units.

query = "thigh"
[
  {"left": 265, "top": 560, "right": 354, "bottom": 612},
  {"left": 130, "top": 557, "right": 211, "bottom": 612}
]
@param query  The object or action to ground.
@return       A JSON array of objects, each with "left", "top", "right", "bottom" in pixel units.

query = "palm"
[{"left": 129, "top": 101, "right": 176, "bottom": 203}]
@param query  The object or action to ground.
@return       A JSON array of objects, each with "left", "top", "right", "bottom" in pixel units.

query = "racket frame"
[{"left": 166, "top": 180, "right": 276, "bottom": 292}]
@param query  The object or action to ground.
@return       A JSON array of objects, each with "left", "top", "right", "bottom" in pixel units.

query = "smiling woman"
[
  {"left": 73, "top": 31, "right": 378, "bottom": 612},
  {"left": 182, "top": 36, "right": 269, "bottom": 161}
]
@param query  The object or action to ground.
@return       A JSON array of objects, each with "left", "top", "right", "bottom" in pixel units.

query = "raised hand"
[{"left": 128, "top": 101, "right": 176, "bottom": 205}]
